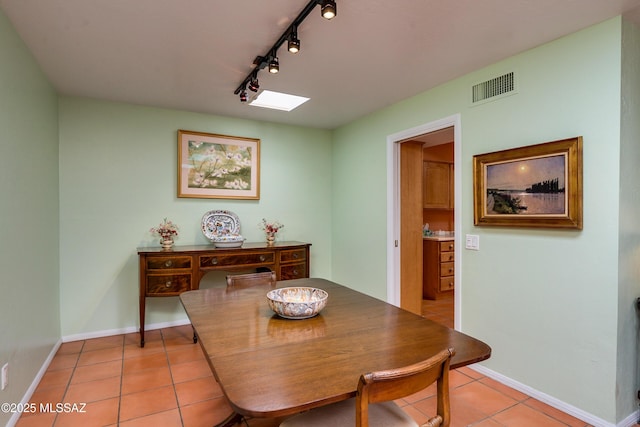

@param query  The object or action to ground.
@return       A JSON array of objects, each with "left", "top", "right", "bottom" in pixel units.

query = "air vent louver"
[{"left": 472, "top": 72, "right": 515, "bottom": 103}]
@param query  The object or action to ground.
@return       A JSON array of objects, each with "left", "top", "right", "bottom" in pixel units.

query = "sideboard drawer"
[
  {"left": 147, "top": 256, "right": 192, "bottom": 270},
  {"left": 147, "top": 274, "right": 191, "bottom": 295},
  {"left": 199, "top": 252, "right": 275, "bottom": 268},
  {"left": 280, "top": 263, "right": 307, "bottom": 280},
  {"left": 279, "top": 248, "right": 307, "bottom": 263}
]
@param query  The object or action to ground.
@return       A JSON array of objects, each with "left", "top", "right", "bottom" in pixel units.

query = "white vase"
[{"left": 161, "top": 237, "right": 174, "bottom": 249}]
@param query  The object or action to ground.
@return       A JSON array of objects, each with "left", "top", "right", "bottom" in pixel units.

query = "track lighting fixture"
[
  {"left": 233, "top": 0, "right": 337, "bottom": 101},
  {"left": 268, "top": 54, "right": 279, "bottom": 74},
  {"left": 320, "top": 0, "right": 336, "bottom": 20},
  {"left": 288, "top": 26, "right": 300, "bottom": 53},
  {"left": 248, "top": 73, "right": 259, "bottom": 92}
]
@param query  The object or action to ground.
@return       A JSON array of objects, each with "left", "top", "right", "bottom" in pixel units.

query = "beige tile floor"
[{"left": 14, "top": 300, "right": 597, "bottom": 427}]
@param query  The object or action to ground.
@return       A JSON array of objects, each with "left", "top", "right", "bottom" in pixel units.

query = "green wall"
[
  {"left": 617, "top": 16, "right": 640, "bottom": 421},
  {"left": 58, "top": 99, "right": 333, "bottom": 336},
  {"left": 0, "top": 9, "right": 60, "bottom": 427},
  {"left": 331, "top": 17, "right": 631, "bottom": 423}
]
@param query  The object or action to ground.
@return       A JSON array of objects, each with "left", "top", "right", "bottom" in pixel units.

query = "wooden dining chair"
[
  {"left": 280, "top": 347, "right": 455, "bottom": 427},
  {"left": 226, "top": 270, "right": 277, "bottom": 288}
]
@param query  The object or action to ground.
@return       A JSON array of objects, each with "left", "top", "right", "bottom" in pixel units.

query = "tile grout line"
[
  {"left": 54, "top": 340, "right": 85, "bottom": 426},
  {"left": 460, "top": 372, "right": 581, "bottom": 427},
  {"left": 519, "top": 397, "right": 589, "bottom": 427},
  {"left": 162, "top": 328, "right": 187, "bottom": 427},
  {"left": 454, "top": 374, "right": 515, "bottom": 427},
  {"left": 117, "top": 335, "right": 125, "bottom": 426}
]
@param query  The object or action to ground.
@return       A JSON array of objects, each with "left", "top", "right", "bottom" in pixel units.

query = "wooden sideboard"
[{"left": 137, "top": 241, "right": 311, "bottom": 346}]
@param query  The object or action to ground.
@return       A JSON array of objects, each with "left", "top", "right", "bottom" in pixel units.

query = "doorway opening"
[{"left": 386, "top": 114, "right": 461, "bottom": 329}]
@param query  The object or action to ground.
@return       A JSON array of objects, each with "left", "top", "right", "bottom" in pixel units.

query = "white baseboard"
[
  {"left": 6, "top": 339, "right": 62, "bottom": 427},
  {"left": 619, "top": 410, "right": 640, "bottom": 427},
  {"left": 61, "top": 318, "right": 191, "bottom": 343},
  {"left": 470, "top": 364, "right": 638, "bottom": 427}
]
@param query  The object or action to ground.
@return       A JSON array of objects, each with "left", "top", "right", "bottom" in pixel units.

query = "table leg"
[
  {"left": 139, "top": 257, "right": 146, "bottom": 348},
  {"left": 214, "top": 412, "right": 244, "bottom": 427}
]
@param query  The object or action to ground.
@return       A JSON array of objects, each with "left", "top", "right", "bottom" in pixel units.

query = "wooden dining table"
[{"left": 179, "top": 277, "right": 491, "bottom": 423}]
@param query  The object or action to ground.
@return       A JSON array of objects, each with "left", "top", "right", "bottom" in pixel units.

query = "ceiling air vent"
[{"left": 471, "top": 71, "right": 516, "bottom": 104}]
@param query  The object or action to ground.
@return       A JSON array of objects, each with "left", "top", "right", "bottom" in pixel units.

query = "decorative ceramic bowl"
[
  {"left": 266, "top": 287, "right": 328, "bottom": 319},
  {"left": 211, "top": 235, "right": 245, "bottom": 248}
]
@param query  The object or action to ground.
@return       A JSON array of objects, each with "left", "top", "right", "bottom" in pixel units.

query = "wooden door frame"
[{"left": 386, "top": 114, "right": 462, "bottom": 328}]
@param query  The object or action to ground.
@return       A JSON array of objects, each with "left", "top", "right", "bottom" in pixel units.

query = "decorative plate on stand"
[{"left": 201, "top": 210, "right": 244, "bottom": 247}]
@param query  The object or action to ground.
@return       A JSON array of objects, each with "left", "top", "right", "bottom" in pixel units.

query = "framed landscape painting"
[
  {"left": 473, "top": 136, "right": 582, "bottom": 229},
  {"left": 178, "top": 130, "right": 260, "bottom": 199}
]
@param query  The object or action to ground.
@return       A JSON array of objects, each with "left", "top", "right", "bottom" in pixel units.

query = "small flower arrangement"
[
  {"left": 150, "top": 218, "right": 179, "bottom": 241},
  {"left": 259, "top": 218, "right": 284, "bottom": 235}
]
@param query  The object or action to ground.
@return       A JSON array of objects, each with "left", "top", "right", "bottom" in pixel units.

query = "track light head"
[
  {"left": 320, "top": 0, "right": 336, "bottom": 19},
  {"left": 248, "top": 75, "right": 259, "bottom": 92},
  {"left": 288, "top": 37, "right": 300, "bottom": 53},
  {"left": 288, "top": 26, "right": 300, "bottom": 53},
  {"left": 239, "top": 89, "right": 247, "bottom": 102},
  {"left": 269, "top": 55, "right": 279, "bottom": 74}
]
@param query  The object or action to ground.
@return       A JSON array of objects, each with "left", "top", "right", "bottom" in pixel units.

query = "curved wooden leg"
[{"left": 214, "top": 412, "right": 244, "bottom": 427}]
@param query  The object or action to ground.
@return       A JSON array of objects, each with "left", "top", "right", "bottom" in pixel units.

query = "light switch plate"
[{"left": 465, "top": 234, "right": 480, "bottom": 250}]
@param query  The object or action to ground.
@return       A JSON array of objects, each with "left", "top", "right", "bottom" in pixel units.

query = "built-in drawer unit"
[{"left": 423, "top": 239, "right": 455, "bottom": 300}]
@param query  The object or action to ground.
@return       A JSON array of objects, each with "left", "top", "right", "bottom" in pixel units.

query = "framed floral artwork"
[
  {"left": 473, "top": 136, "right": 582, "bottom": 229},
  {"left": 178, "top": 130, "right": 260, "bottom": 199}
]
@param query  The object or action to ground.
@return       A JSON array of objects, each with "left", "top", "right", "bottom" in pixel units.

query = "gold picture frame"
[
  {"left": 178, "top": 130, "right": 260, "bottom": 199},
  {"left": 473, "top": 136, "right": 582, "bottom": 229}
]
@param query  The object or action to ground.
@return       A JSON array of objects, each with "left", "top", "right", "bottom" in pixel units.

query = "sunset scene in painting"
[{"left": 485, "top": 154, "right": 566, "bottom": 215}]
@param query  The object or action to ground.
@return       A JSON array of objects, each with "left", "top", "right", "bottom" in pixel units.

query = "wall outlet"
[{"left": 1, "top": 363, "right": 7, "bottom": 390}]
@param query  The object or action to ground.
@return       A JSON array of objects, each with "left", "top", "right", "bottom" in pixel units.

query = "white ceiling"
[{"left": 2, "top": 0, "right": 639, "bottom": 130}]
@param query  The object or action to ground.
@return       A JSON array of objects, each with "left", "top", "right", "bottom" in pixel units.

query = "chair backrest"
[
  {"left": 356, "top": 347, "right": 455, "bottom": 427},
  {"left": 226, "top": 271, "right": 277, "bottom": 288}
]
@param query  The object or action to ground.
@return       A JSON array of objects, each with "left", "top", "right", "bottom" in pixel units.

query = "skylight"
[{"left": 249, "top": 90, "right": 309, "bottom": 111}]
